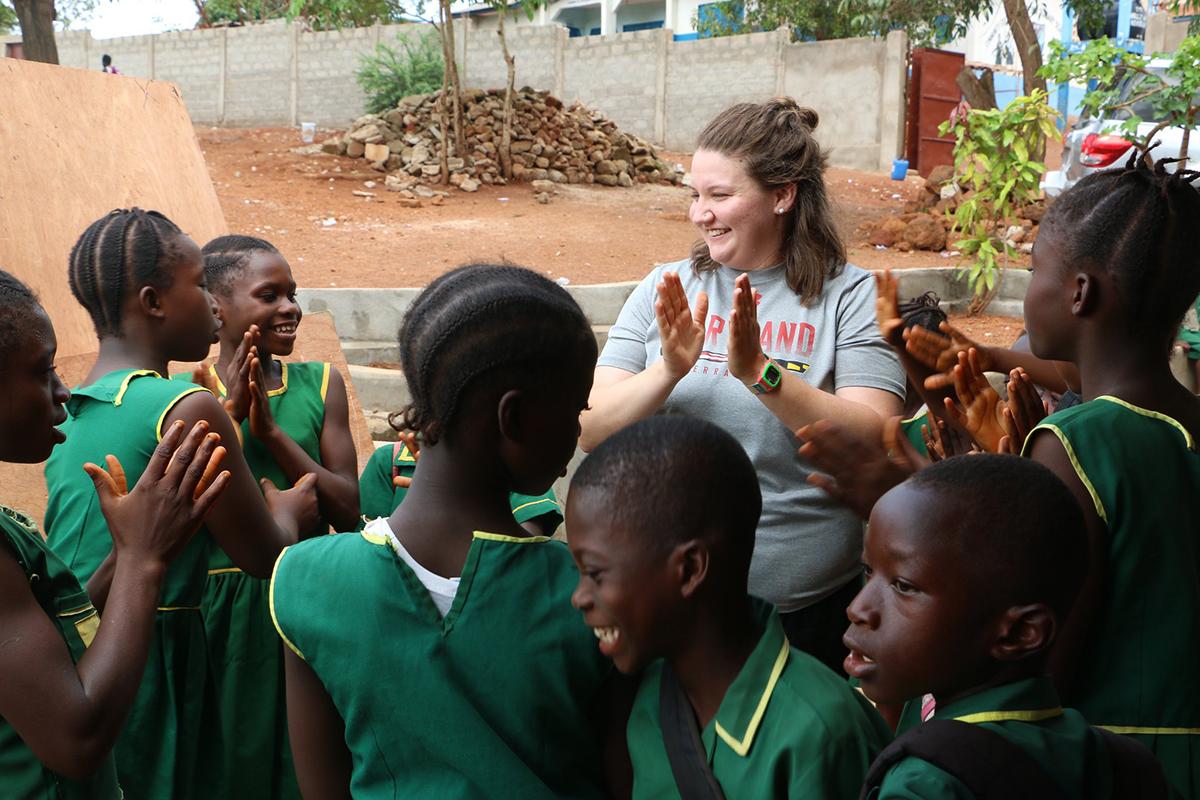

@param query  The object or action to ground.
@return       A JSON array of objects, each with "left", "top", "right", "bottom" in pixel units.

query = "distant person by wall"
[{"left": 101, "top": 54, "right": 119, "bottom": 74}]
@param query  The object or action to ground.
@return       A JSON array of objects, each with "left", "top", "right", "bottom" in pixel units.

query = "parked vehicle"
[{"left": 1042, "top": 59, "right": 1200, "bottom": 195}]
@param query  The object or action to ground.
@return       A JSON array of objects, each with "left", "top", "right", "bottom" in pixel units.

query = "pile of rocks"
[{"left": 324, "top": 88, "right": 684, "bottom": 193}]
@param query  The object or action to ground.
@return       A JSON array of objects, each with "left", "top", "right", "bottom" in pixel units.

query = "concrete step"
[
  {"left": 343, "top": 340, "right": 399, "bottom": 368},
  {"left": 348, "top": 364, "right": 409, "bottom": 416}
]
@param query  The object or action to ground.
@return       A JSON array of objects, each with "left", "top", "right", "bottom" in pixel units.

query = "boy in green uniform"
[
  {"left": 358, "top": 435, "right": 564, "bottom": 535},
  {"left": 0, "top": 270, "right": 230, "bottom": 800},
  {"left": 194, "top": 235, "right": 359, "bottom": 800},
  {"left": 849, "top": 455, "right": 1162, "bottom": 798},
  {"left": 271, "top": 264, "right": 626, "bottom": 798},
  {"left": 568, "top": 415, "right": 890, "bottom": 799}
]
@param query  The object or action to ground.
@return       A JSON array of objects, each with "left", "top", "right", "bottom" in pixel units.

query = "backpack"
[{"left": 859, "top": 718, "right": 1170, "bottom": 799}]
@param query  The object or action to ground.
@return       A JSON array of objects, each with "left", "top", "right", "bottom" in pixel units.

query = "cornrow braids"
[
  {"left": 0, "top": 270, "right": 42, "bottom": 363},
  {"left": 201, "top": 235, "right": 280, "bottom": 297},
  {"left": 1041, "top": 157, "right": 1200, "bottom": 341},
  {"left": 393, "top": 263, "right": 596, "bottom": 444},
  {"left": 67, "top": 208, "right": 184, "bottom": 337},
  {"left": 898, "top": 290, "right": 947, "bottom": 333}
]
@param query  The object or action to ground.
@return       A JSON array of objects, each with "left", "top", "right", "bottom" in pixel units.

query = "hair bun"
[{"left": 769, "top": 97, "right": 819, "bottom": 132}]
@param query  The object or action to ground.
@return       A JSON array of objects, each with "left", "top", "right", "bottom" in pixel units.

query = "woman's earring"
[{"left": 775, "top": 208, "right": 785, "bottom": 214}]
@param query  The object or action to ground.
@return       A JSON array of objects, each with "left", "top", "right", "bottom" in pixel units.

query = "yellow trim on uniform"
[
  {"left": 112, "top": 369, "right": 159, "bottom": 406},
  {"left": 360, "top": 530, "right": 389, "bottom": 546},
  {"left": 715, "top": 638, "right": 789, "bottom": 757},
  {"left": 1098, "top": 724, "right": 1200, "bottom": 735},
  {"left": 267, "top": 362, "right": 289, "bottom": 398},
  {"left": 207, "top": 567, "right": 244, "bottom": 576},
  {"left": 269, "top": 547, "right": 306, "bottom": 660},
  {"left": 210, "top": 364, "right": 227, "bottom": 396},
  {"left": 901, "top": 408, "right": 929, "bottom": 426},
  {"left": 156, "top": 605, "right": 201, "bottom": 612},
  {"left": 154, "top": 387, "right": 207, "bottom": 441},
  {"left": 1097, "top": 395, "right": 1197, "bottom": 451},
  {"left": 319, "top": 362, "right": 331, "bottom": 402},
  {"left": 57, "top": 602, "right": 95, "bottom": 616},
  {"left": 75, "top": 613, "right": 100, "bottom": 648},
  {"left": 955, "top": 707, "right": 1063, "bottom": 724},
  {"left": 510, "top": 498, "right": 560, "bottom": 516},
  {"left": 1024, "top": 424, "right": 1108, "bottom": 524},
  {"left": 472, "top": 531, "right": 552, "bottom": 544}
]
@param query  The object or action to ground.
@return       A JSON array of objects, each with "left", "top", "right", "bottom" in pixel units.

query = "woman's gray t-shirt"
[{"left": 598, "top": 259, "right": 904, "bottom": 612}]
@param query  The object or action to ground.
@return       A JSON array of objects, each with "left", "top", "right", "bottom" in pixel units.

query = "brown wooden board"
[
  {"left": 0, "top": 312, "right": 374, "bottom": 529},
  {"left": 0, "top": 58, "right": 227, "bottom": 360}
]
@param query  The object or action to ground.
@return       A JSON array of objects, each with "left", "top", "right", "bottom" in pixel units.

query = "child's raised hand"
[
  {"left": 905, "top": 321, "right": 993, "bottom": 391},
  {"left": 654, "top": 272, "right": 708, "bottom": 380},
  {"left": 261, "top": 472, "right": 321, "bottom": 539},
  {"left": 83, "top": 420, "right": 230, "bottom": 568},
  {"left": 874, "top": 269, "right": 904, "bottom": 347},
  {"left": 943, "top": 348, "right": 1006, "bottom": 452},
  {"left": 728, "top": 273, "right": 766, "bottom": 384},
  {"left": 921, "top": 417, "right": 977, "bottom": 461},
  {"left": 190, "top": 363, "right": 221, "bottom": 396},
  {"left": 221, "top": 327, "right": 260, "bottom": 423},
  {"left": 392, "top": 432, "right": 421, "bottom": 490},
  {"left": 797, "top": 417, "right": 924, "bottom": 520},
  {"left": 999, "top": 367, "right": 1049, "bottom": 455},
  {"left": 246, "top": 355, "right": 278, "bottom": 441}
]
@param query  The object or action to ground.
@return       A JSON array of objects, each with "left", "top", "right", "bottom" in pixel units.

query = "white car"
[{"left": 1042, "top": 59, "right": 1200, "bottom": 196}]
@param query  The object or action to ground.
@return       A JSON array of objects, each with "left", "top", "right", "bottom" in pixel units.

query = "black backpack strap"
[
  {"left": 859, "top": 719, "right": 1068, "bottom": 800},
  {"left": 1096, "top": 729, "right": 1171, "bottom": 799},
  {"left": 658, "top": 663, "right": 726, "bottom": 800}
]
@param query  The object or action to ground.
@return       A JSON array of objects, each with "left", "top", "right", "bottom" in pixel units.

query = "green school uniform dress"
[
  {"left": 358, "top": 441, "right": 564, "bottom": 533},
  {"left": 0, "top": 505, "right": 121, "bottom": 800},
  {"left": 626, "top": 608, "right": 891, "bottom": 799},
  {"left": 1180, "top": 296, "right": 1200, "bottom": 360},
  {"left": 1024, "top": 395, "right": 1200, "bottom": 799},
  {"left": 868, "top": 677, "right": 1113, "bottom": 799},
  {"left": 899, "top": 409, "right": 931, "bottom": 458},
  {"left": 196, "top": 361, "right": 329, "bottom": 800},
  {"left": 43, "top": 369, "right": 222, "bottom": 800},
  {"left": 270, "top": 528, "right": 611, "bottom": 798}
]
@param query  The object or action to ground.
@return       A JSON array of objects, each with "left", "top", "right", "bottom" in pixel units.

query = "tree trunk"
[
  {"left": 956, "top": 66, "right": 997, "bottom": 111},
  {"left": 12, "top": 0, "right": 58, "bottom": 64},
  {"left": 1000, "top": 0, "right": 1047, "bottom": 160},
  {"left": 1181, "top": 109, "right": 1194, "bottom": 165},
  {"left": 498, "top": 10, "right": 516, "bottom": 181},
  {"left": 440, "top": 0, "right": 466, "bottom": 159}
]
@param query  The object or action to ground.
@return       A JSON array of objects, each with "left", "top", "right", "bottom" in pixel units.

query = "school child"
[
  {"left": 193, "top": 234, "right": 359, "bottom": 800},
  {"left": 851, "top": 455, "right": 1168, "bottom": 798},
  {"left": 358, "top": 432, "right": 564, "bottom": 535},
  {"left": 1020, "top": 159, "right": 1200, "bottom": 799},
  {"left": 0, "top": 270, "right": 230, "bottom": 800},
  {"left": 42, "top": 209, "right": 320, "bottom": 800},
  {"left": 270, "top": 263, "right": 622, "bottom": 798},
  {"left": 568, "top": 414, "right": 891, "bottom": 799},
  {"left": 1178, "top": 294, "right": 1200, "bottom": 391}
]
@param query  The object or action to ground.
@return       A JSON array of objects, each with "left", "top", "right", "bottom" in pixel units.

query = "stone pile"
[{"left": 324, "top": 87, "right": 684, "bottom": 193}]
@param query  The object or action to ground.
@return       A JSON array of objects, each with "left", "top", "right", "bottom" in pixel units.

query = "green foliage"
[
  {"left": 938, "top": 91, "right": 1061, "bottom": 297},
  {"left": 199, "top": 0, "right": 405, "bottom": 29},
  {"left": 356, "top": 30, "right": 443, "bottom": 114},
  {"left": 1041, "top": 36, "right": 1200, "bottom": 158},
  {"left": 0, "top": 1, "right": 17, "bottom": 34},
  {"left": 694, "top": 0, "right": 990, "bottom": 45}
]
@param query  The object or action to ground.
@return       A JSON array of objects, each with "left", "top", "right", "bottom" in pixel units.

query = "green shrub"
[{"left": 356, "top": 30, "right": 444, "bottom": 115}]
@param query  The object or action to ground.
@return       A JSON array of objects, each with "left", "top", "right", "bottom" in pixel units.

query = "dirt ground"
[{"left": 197, "top": 126, "right": 1025, "bottom": 339}]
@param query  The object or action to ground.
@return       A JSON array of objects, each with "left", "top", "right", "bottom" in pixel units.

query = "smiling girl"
[{"left": 580, "top": 99, "right": 904, "bottom": 673}]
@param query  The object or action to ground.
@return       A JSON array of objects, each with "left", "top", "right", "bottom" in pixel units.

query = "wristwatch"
[{"left": 747, "top": 357, "right": 783, "bottom": 395}]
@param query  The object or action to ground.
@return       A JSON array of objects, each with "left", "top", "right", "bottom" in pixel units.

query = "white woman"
[{"left": 580, "top": 98, "right": 904, "bottom": 674}]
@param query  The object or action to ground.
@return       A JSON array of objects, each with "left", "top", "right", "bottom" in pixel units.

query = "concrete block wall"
[
  {"left": 563, "top": 29, "right": 667, "bottom": 142},
  {"left": 663, "top": 29, "right": 786, "bottom": 151},
  {"left": 21, "top": 23, "right": 907, "bottom": 170}
]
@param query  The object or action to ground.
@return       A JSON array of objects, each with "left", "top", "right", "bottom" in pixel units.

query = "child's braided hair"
[
  {"left": 201, "top": 235, "right": 280, "bottom": 297},
  {"left": 391, "top": 263, "right": 596, "bottom": 444},
  {"left": 67, "top": 208, "right": 184, "bottom": 337},
  {"left": 898, "top": 290, "right": 947, "bottom": 333},
  {"left": 1041, "top": 154, "right": 1200, "bottom": 339},
  {"left": 0, "top": 270, "right": 42, "bottom": 362}
]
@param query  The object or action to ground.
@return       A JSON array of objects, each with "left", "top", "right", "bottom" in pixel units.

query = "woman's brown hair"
[{"left": 690, "top": 97, "right": 845, "bottom": 305}]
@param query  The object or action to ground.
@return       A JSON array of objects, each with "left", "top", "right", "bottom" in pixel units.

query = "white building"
[{"left": 453, "top": 0, "right": 715, "bottom": 38}]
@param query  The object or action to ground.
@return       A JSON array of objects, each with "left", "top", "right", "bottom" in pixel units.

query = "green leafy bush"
[
  {"left": 938, "top": 90, "right": 1060, "bottom": 298},
  {"left": 356, "top": 30, "right": 444, "bottom": 115}
]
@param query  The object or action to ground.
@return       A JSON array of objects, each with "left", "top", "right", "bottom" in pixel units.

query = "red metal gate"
[{"left": 905, "top": 47, "right": 963, "bottom": 177}]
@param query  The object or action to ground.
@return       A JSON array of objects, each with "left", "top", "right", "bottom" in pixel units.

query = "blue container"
[{"left": 890, "top": 158, "right": 909, "bottom": 181}]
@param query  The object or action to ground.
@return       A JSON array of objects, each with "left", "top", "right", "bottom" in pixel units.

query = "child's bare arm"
[
  {"left": 248, "top": 361, "right": 360, "bottom": 532},
  {"left": 284, "top": 650, "right": 353, "bottom": 800},
  {"left": 0, "top": 422, "right": 228, "bottom": 779},
  {"left": 164, "top": 391, "right": 320, "bottom": 577},
  {"left": 1025, "top": 431, "right": 1107, "bottom": 696},
  {"left": 797, "top": 417, "right": 925, "bottom": 520}
]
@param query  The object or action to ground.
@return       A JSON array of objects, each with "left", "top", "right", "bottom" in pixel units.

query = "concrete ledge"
[{"left": 348, "top": 364, "right": 411, "bottom": 416}]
